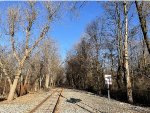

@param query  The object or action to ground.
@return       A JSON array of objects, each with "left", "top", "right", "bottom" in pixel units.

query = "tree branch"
[
  {"left": 0, "top": 60, "right": 12, "bottom": 86},
  {"left": 28, "top": 24, "right": 50, "bottom": 54}
]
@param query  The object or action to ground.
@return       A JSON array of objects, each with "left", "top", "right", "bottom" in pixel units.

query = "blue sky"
[
  {"left": 0, "top": 1, "right": 104, "bottom": 61},
  {"left": 0, "top": 2, "right": 141, "bottom": 61},
  {"left": 50, "top": 2, "right": 104, "bottom": 60}
]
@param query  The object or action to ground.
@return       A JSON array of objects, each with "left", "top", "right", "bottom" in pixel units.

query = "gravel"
[
  {"left": 58, "top": 89, "right": 150, "bottom": 113},
  {"left": 0, "top": 88, "right": 150, "bottom": 113},
  {"left": 0, "top": 89, "right": 56, "bottom": 113}
]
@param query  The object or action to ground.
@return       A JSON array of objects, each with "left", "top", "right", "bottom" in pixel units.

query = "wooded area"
[
  {"left": 0, "top": 2, "right": 64, "bottom": 101},
  {"left": 0, "top": 1, "right": 150, "bottom": 107},
  {"left": 65, "top": 1, "right": 150, "bottom": 106}
]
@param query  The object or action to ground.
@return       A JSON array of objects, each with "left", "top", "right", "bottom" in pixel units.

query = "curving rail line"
[
  {"left": 29, "top": 88, "right": 63, "bottom": 113},
  {"left": 52, "top": 89, "right": 63, "bottom": 113}
]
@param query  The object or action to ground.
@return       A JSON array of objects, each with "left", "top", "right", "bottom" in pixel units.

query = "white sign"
[{"left": 104, "top": 75, "right": 112, "bottom": 85}]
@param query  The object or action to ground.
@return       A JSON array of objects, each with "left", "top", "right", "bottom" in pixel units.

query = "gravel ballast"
[
  {"left": 58, "top": 89, "right": 150, "bottom": 113},
  {"left": 0, "top": 88, "right": 150, "bottom": 113},
  {"left": 0, "top": 89, "right": 57, "bottom": 113}
]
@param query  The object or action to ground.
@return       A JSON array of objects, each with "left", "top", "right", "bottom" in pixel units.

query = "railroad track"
[{"left": 29, "top": 88, "right": 63, "bottom": 113}]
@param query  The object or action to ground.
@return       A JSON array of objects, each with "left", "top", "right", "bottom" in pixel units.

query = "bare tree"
[
  {"left": 102, "top": 1, "right": 127, "bottom": 90},
  {"left": 0, "top": 48, "right": 15, "bottom": 94},
  {"left": 135, "top": 1, "right": 150, "bottom": 54},
  {"left": 123, "top": 1, "right": 133, "bottom": 103},
  {"left": 86, "top": 19, "right": 104, "bottom": 94},
  {"left": 7, "top": 2, "right": 60, "bottom": 101},
  {"left": 40, "top": 38, "right": 61, "bottom": 88}
]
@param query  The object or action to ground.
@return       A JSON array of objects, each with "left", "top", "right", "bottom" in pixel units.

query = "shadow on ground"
[
  {"left": 61, "top": 94, "right": 104, "bottom": 113},
  {"left": 66, "top": 98, "right": 81, "bottom": 104}
]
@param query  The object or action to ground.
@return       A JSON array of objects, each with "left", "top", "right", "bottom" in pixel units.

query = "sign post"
[
  {"left": 107, "top": 81, "right": 110, "bottom": 100},
  {"left": 104, "top": 75, "right": 112, "bottom": 113},
  {"left": 104, "top": 74, "right": 112, "bottom": 100}
]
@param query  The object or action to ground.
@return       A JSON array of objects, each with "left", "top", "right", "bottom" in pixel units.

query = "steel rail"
[
  {"left": 52, "top": 89, "right": 63, "bottom": 113},
  {"left": 29, "top": 89, "right": 59, "bottom": 113}
]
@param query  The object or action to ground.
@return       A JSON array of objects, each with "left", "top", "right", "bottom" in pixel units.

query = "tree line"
[
  {"left": 65, "top": 1, "right": 150, "bottom": 105},
  {"left": 0, "top": 1, "right": 65, "bottom": 101},
  {"left": 0, "top": 1, "right": 149, "bottom": 106}
]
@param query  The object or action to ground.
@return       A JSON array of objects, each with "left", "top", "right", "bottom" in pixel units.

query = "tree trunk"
[
  {"left": 24, "top": 69, "right": 30, "bottom": 85},
  {"left": 124, "top": 1, "right": 133, "bottom": 103},
  {"left": 116, "top": 3, "right": 124, "bottom": 90},
  {"left": 34, "top": 79, "right": 39, "bottom": 92},
  {"left": 39, "top": 76, "right": 42, "bottom": 89},
  {"left": 110, "top": 52, "right": 114, "bottom": 77},
  {"left": 142, "top": 39, "right": 146, "bottom": 67},
  {"left": 50, "top": 76, "right": 53, "bottom": 87},
  {"left": 2, "top": 78, "right": 7, "bottom": 95},
  {"left": 39, "top": 75, "right": 44, "bottom": 89},
  {"left": 7, "top": 69, "right": 21, "bottom": 101},
  {"left": 7, "top": 76, "right": 12, "bottom": 88},
  {"left": 45, "top": 74, "right": 49, "bottom": 88},
  {"left": 135, "top": 1, "right": 150, "bottom": 54},
  {"left": 7, "top": 77, "right": 19, "bottom": 101}
]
